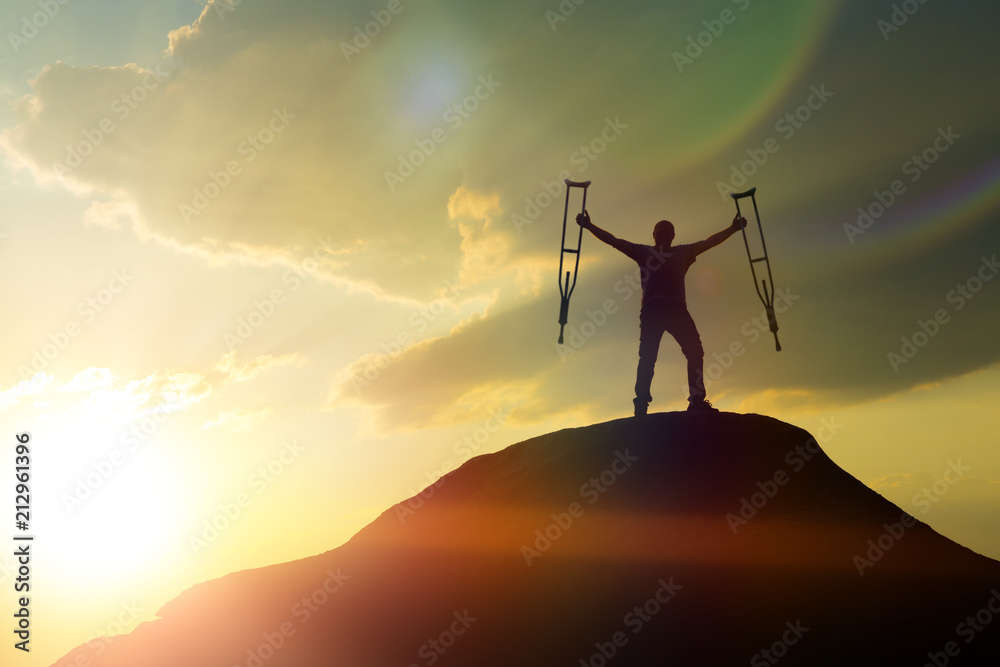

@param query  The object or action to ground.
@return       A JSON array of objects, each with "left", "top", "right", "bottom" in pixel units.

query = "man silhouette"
[{"left": 576, "top": 210, "right": 746, "bottom": 416}]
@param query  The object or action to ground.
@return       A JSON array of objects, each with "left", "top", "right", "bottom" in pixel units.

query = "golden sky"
[{"left": 0, "top": 1, "right": 998, "bottom": 665}]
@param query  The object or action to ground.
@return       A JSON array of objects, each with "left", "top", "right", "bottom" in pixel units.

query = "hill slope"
[{"left": 56, "top": 413, "right": 1000, "bottom": 666}]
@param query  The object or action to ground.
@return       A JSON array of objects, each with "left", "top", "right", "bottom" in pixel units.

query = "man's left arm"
[{"left": 690, "top": 214, "right": 747, "bottom": 256}]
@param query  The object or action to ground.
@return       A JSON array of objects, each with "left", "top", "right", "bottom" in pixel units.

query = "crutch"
[
  {"left": 557, "top": 179, "right": 591, "bottom": 344},
  {"left": 731, "top": 187, "right": 781, "bottom": 352}
]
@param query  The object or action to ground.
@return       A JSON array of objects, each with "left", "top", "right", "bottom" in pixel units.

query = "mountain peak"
[{"left": 57, "top": 412, "right": 1000, "bottom": 666}]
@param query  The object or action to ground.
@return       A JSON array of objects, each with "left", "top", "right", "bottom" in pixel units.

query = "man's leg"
[
  {"left": 634, "top": 308, "right": 666, "bottom": 415},
  {"left": 663, "top": 304, "right": 707, "bottom": 404}
]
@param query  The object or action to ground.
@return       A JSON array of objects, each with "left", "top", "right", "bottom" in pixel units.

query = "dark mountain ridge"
[{"left": 56, "top": 412, "right": 1000, "bottom": 666}]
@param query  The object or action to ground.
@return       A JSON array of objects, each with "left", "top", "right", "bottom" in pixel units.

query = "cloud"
[
  {"left": 447, "top": 186, "right": 547, "bottom": 295},
  {"left": 82, "top": 196, "right": 138, "bottom": 230},
  {"left": 325, "top": 184, "right": 568, "bottom": 430},
  {"left": 1, "top": 2, "right": 473, "bottom": 301},
  {"left": 215, "top": 350, "right": 307, "bottom": 384},
  {"left": 449, "top": 187, "right": 506, "bottom": 287},
  {"left": 110, "top": 370, "right": 213, "bottom": 413},
  {"left": 3, "top": 0, "right": 998, "bottom": 424},
  {"left": 0, "top": 368, "right": 212, "bottom": 418},
  {"left": 59, "top": 368, "right": 116, "bottom": 393},
  {"left": 0, "top": 1, "right": 720, "bottom": 304},
  {"left": 734, "top": 388, "right": 838, "bottom": 415},
  {"left": 327, "top": 287, "right": 639, "bottom": 431},
  {"left": 0, "top": 373, "right": 56, "bottom": 412},
  {"left": 202, "top": 408, "right": 273, "bottom": 433},
  {"left": 1, "top": 346, "right": 320, "bottom": 435}
]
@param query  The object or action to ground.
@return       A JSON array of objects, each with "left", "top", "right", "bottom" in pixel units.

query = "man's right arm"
[{"left": 576, "top": 210, "right": 624, "bottom": 249}]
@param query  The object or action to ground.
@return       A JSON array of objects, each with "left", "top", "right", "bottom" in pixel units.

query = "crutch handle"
[{"left": 730, "top": 187, "right": 757, "bottom": 200}]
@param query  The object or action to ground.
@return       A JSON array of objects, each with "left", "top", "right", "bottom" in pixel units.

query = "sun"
[
  {"left": 52, "top": 450, "right": 192, "bottom": 586},
  {"left": 24, "top": 397, "right": 199, "bottom": 595}
]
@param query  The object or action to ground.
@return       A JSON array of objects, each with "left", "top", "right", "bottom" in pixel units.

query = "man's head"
[{"left": 653, "top": 220, "right": 675, "bottom": 248}]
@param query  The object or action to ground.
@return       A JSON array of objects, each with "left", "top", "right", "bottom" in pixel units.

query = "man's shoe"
[
  {"left": 687, "top": 398, "right": 719, "bottom": 413},
  {"left": 633, "top": 398, "right": 648, "bottom": 417}
]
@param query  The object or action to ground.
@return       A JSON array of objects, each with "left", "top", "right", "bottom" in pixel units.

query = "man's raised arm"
[
  {"left": 576, "top": 210, "right": 620, "bottom": 247},
  {"left": 691, "top": 214, "right": 747, "bottom": 256}
]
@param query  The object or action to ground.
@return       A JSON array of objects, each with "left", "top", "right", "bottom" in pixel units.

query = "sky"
[{"left": 0, "top": 0, "right": 998, "bottom": 664}]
